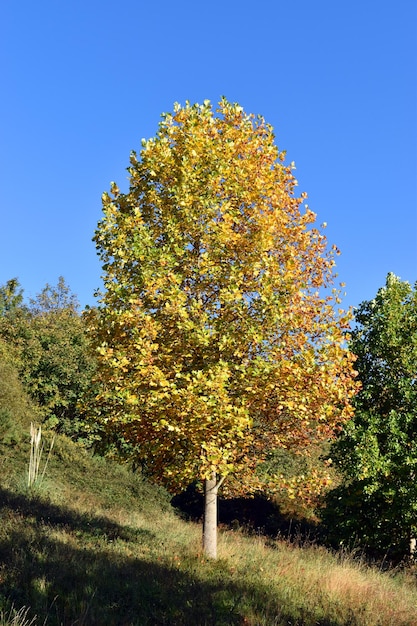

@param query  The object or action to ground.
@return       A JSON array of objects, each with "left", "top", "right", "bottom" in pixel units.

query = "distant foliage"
[
  {"left": 0, "top": 277, "right": 96, "bottom": 443},
  {"left": 323, "top": 274, "right": 417, "bottom": 559},
  {"left": 257, "top": 443, "right": 335, "bottom": 521},
  {"left": 0, "top": 278, "right": 23, "bottom": 316}
]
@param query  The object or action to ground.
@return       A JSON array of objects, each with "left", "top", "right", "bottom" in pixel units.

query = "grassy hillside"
[{"left": 1, "top": 423, "right": 417, "bottom": 625}]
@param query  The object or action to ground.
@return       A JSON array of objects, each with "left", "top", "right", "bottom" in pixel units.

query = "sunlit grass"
[
  {"left": 0, "top": 605, "right": 37, "bottom": 626},
  {"left": 1, "top": 431, "right": 417, "bottom": 625},
  {"left": 219, "top": 532, "right": 417, "bottom": 625}
]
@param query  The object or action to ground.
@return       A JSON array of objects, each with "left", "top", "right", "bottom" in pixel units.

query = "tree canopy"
[{"left": 89, "top": 99, "right": 358, "bottom": 556}]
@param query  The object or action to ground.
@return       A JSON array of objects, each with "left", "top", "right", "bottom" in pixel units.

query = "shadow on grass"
[
  {"left": 0, "top": 487, "right": 336, "bottom": 626},
  {"left": 0, "top": 488, "right": 143, "bottom": 543}
]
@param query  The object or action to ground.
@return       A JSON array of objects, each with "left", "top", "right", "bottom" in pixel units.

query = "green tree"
[
  {"left": 89, "top": 99, "right": 358, "bottom": 558},
  {"left": 323, "top": 273, "right": 417, "bottom": 560},
  {"left": 0, "top": 278, "right": 24, "bottom": 316},
  {"left": 0, "top": 278, "right": 96, "bottom": 442}
]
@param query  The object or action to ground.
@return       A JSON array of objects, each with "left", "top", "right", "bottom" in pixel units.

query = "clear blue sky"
[{"left": 1, "top": 1, "right": 416, "bottom": 311}]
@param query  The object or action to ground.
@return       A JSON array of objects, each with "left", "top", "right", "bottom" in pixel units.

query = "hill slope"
[{"left": 1, "top": 426, "right": 417, "bottom": 625}]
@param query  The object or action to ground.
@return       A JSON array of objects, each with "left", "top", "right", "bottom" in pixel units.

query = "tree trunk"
[{"left": 203, "top": 472, "right": 218, "bottom": 559}]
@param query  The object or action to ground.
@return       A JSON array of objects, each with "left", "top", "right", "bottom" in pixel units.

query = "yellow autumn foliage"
[{"left": 88, "top": 98, "right": 358, "bottom": 494}]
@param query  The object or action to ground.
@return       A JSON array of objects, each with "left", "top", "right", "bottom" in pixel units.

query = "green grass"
[{"left": 1, "top": 430, "right": 417, "bottom": 625}]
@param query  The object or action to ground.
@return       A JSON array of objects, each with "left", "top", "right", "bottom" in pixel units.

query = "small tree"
[
  {"left": 0, "top": 278, "right": 23, "bottom": 316},
  {"left": 323, "top": 274, "right": 417, "bottom": 560},
  {"left": 89, "top": 99, "right": 358, "bottom": 558}
]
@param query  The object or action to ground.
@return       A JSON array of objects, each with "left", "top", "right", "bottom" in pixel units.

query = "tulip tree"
[{"left": 89, "top": 99, "right": 358, "bottom": 558}]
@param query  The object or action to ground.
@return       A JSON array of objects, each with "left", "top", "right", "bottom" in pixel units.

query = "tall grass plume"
[{"left": 28, "top": 423, "right": 54, "bottom": 488}]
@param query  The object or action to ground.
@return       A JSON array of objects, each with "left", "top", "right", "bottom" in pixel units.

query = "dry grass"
[
  {"left": 217, "top": 531, "right": 417, "bottom": 625},
  {"left": 0, "top": 605, "right": 37, "bottom": 626},
  {"left": 27, "top": 424, "right": 55, "bottom": 489}
]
